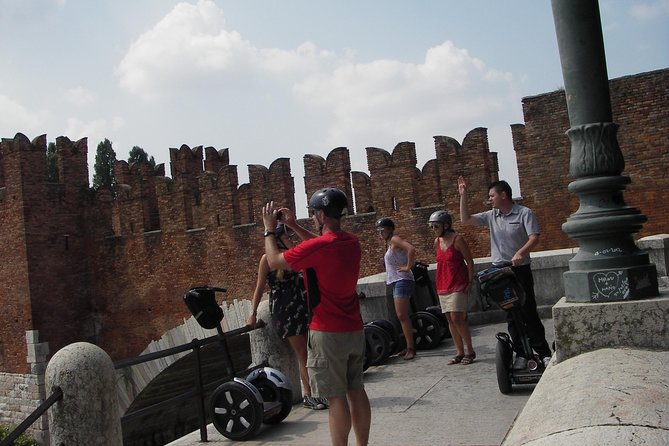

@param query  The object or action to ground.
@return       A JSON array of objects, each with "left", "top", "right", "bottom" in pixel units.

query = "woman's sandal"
[
  {"left": 448, "top": 354, "right": 464, "bottom": 365},
  {"left": 404, "top": 348, "right": 416, "bottom": 360},
  {"left": 461, "top": 352, "right": 476, "bottom": 365}
]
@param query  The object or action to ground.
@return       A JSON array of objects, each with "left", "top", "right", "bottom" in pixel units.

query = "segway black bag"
[
  {"left": 477, "top": 267, "right": 525, "bottom": 310},
  {"left": 183, "top": 286, "right": 226, "bottom": 329},
  {"left": 411, "top": 261, "right": 431, "bottom": 287}
]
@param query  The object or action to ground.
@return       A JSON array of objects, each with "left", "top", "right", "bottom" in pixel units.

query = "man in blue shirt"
[{"left": 458, "top": 176, "right": 552, "bottom": 368}]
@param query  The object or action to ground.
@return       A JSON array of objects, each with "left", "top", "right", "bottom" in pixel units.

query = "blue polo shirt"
[{"left": 472, "top": 204, "right": 540, "bottom": 266}]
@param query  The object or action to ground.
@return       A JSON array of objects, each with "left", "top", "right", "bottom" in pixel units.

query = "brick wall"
[
  {"left": 0, "top": 135, "right": 93, "bottom": 375},
  {"left": 0, "top": 330, "right": 48, "bottom": 441},
  {"left": 513, "top": 68, "right": 669, "bottom": 253},
  {"left": 0, "top": 68, "right": 666, "bottom": 374}
]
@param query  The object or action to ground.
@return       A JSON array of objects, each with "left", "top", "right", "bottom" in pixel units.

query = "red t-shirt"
[
  {"left": 283, "top": 231, "right": 363, "bottom": 332},
  {"left": 435, "top": 236, "right": 469, "bottom": 294}
]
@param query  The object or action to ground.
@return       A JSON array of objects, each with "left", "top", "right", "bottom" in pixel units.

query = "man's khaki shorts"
[{"left": 306, "top": 330, "right": 365, "bottom": 398}]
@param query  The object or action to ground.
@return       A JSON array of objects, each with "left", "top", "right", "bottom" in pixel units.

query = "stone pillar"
[
  {"left": 247, "top": 300, "right": 302, "bottom": 403},
  {"left": 26, "top": 330, "right": 49, "bottom": 444},
  {"left": 45, "top": 342, "right": 123, "bottom": 445},
  {"left": 551, "top": 0, "right": 659, "bottom": 302}
]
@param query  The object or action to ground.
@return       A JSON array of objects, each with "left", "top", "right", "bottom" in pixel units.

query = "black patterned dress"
[{"left": 267, "top": 269, "right": 309, "bottom": 339}]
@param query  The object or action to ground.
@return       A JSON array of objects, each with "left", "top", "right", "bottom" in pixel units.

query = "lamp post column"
[{"left": 551, "top": 0, "right": 658, "bottom": 302}]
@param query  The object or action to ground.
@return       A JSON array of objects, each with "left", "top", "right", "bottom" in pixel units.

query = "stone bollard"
[
  {"left": 45, "top": 342, "right": 122, "bottom": 445},
  {"left": 247, "top": 300, "right": 302, "bottom": 403}
]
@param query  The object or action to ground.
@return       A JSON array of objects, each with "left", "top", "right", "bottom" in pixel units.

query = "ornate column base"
[{"left": 564, "top": 264, "right": 659, "bottom": 302}]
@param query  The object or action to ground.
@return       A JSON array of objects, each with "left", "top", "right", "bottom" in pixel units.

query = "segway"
[
  {"left": 368, "top": 319, "right": 402, "bottom": 355},
  {"left": 362, "top": 319, "right": 403, "bottom": 370},
  {"left": 477, "top": 267, "right": 545, "bottom": 394},
  {"left": 409, "top": 262, "right": 450, "bottom": 349},
  {"left": 183, "top": 287, "right": 293, "bottom": 440},
  {"left": 363, "top": 322, "right": 392, "bottom": 367}
]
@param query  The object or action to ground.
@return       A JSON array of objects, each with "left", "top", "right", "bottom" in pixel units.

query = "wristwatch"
[{"left": 263, "top": 230, "right": 276, "bottom": 237}]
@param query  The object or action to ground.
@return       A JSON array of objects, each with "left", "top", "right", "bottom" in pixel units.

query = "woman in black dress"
[{"left": 247, "top": 223, "right": 327, "bottom": 410}]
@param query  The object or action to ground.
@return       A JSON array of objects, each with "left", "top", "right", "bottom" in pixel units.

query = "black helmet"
[
  {"left": 308, "top": 188, "right": 348, "bottom": 219},
  {"left": 429, "top": 210, "right": 452, "bottom": 228},
  {"left": 376, "top": 218, "right": 395, "bottom": 230}
]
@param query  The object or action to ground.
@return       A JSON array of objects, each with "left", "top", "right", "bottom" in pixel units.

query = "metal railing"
[
  {"left": 1, "top": 322, "right": 262, "bottom": 446},
  {"left": 114, "top": 322, "right": 263, "bottom": 443}
]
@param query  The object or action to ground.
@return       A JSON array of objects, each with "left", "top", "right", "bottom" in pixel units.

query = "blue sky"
[{"left": 1, "top": 0, "right": 667, "bottom": 215}]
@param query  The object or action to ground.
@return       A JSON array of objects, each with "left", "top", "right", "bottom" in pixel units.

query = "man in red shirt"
[{"left": 262, "top": 188, "right": 371, "bottom": 446}]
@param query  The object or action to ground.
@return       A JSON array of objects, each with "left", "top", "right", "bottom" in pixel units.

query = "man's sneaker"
[
  {"left": 512, "top": 356, "right": 528, "bottom": 370},
  {"left": 303, "top": 396, "right": 326, "bottom": 410},
  {"left": 542, "top": 356, "right": 552, "bottom": 368},
  {"left": 315, "top": 396, "right": 329, "bottom": 408}
]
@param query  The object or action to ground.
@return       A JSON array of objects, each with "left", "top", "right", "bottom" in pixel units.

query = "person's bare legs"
[
  {"left": 394, "top": 297, "right": 414, "bottom": 359},
  {"left": 446, "top": 312, "right": 464, "bottom": 359},
  {"left": 287, "top": 334, "right": 311, "bottom": 396},
  {"left": 348, "top": 387, "right": 371, "bottom": 446},
  {"left": 450, "top": 312, "right": 474, "bottom": 354},
  {"left": 327, "top": 395, "right": 351, "bottom": 446}
]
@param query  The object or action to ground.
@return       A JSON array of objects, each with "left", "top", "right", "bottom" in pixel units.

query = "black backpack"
[{"left": 304, "top": 268, "right": 320, "bottom": 323}]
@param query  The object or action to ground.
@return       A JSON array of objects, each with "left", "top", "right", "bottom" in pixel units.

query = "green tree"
[
  {"left": 0, "top": 424, "right": 39, "bottom": 446},
  {"left": 128, "top": 146, "right": 156, "bottom": 167},
  {"left": 92, "top": 138, "right": 117, "bottom": 190},
  {"left": 47, "top": 141, "right": 58, "bottom": 182}
]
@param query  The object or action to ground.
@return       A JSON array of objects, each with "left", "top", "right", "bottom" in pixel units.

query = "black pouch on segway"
[
  {"left": 304, "top": 268, "right": 320, "bottom": 323},
  {"left": 183, "top": 287, "right": 224, "bottom": 329},
  {"left": 478, "top": 268, "right": 525, "bottom": 311},
  {"left": 411, "top": 261, "right": 430, "bottom": 287}
]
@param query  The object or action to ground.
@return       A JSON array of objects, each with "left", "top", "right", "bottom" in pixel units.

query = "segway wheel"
[
  {"left": 495, "top": 339, "right": 513, "bottom": 394},
  {"left": 251, "top": 377, "right": 293, "bottom": 424},
  {"left": 364, "top": 324, "right": 391, "bottom": 366},
  {"left": 425, "top": 306, "right": 451, "bottom": 339},
  {"left": 411, "top": 311, "right": 444, "bottom": 350},
  {"left": 246, "top": 367, "right": 292, "bottom": 425},
  {"left": 368, "top": 319, "right": 400, "bottom": 354},
  {"left": 210, "top": 380, "right": 263, "bottom": 440}
]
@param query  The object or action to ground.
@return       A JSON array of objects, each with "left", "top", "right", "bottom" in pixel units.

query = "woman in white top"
[{"left": 376, "top": 218, "right": 416, "bottom": 360}]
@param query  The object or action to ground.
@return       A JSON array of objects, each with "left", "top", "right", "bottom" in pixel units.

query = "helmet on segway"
[
  {"left": 428, "top": 210, "right": 452, "bottom": 229},
  {"left": 246, "top": 367, "right": 292, "bottom": 391},
  {"left": 376, "top": 217, "right": 395, "bottom": 230},
  {"left": 308, "top": 188, "right": 348, "bottom": 219}
]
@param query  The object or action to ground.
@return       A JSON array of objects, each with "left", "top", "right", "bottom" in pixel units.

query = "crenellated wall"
[
  {"left": 0, "top": 134, "right": 94, "bottom": 375},
  {"left": 0, "top": 68, "right": 666, "bottom": 378},
  {"left": 0, "top": 128, "right": 499, "bottom": 370}
]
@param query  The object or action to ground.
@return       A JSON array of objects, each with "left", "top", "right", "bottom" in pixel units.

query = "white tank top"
[{"left": 384, "top": 246, "right": 414, "bottom": 284}]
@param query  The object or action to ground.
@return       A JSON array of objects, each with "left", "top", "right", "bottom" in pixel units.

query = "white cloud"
[
  {"left": 65, "top": 116, "right": 125, "bottom": 148},
  {"left": 294, "top": 40, "right": 516, "bottom": 156},
  {"left": 116, "top": 0, "right": 337, "bottom": 100},
  {"left": 0, "top": 94, "right": 51, "bottom": 135},
  {"left": 630, "top": 0, "right": 669, "bottom": 20},
  {"left": 63, "top": 87, "right": 96, "bottom": 106},
  {"left": 113, "top": 0, "right": 521, "bottom": 183},
  {"left": 116, "top": 0, "right": 256, "bottom": 99}
]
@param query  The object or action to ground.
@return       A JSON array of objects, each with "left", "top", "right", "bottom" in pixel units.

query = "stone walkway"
[{"left": 168, "top": 319, "right": 554, "bottom": 446}]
